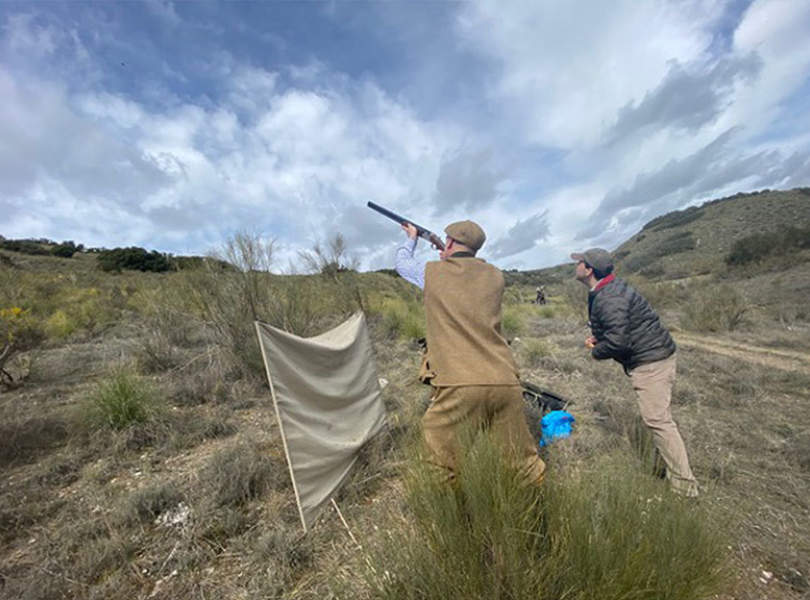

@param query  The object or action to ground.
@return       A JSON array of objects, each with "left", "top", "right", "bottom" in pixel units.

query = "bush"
[
  {"left": 51, "top": 241, "right": 81, "bottom": 258},
  {"left": 501, "top": 305, "right": 524, "bottom": 338},
  {"left": 681, "top": 284, "right": 748, "bottom": 332},
  {"left": 84, "top": 369, "right": 161, "bottom": 430},
  {"left": 521, "top": 337, "right": 555, "bottom": 367},
  {"left": 201, "top": 441, "right": 279, "bottom": 508},
  {"left": 624, "top": 231, "right": 696, "bottom": 274},
  {"left": 558, "top": 279, "right": 589, "bottom": 321},
  {"left": 725, "top": 226, "right": 810, "bottom": 267},
  {"left": 45, "top": 309, "right": 76, "bottom": 339},
  {"left": 541, "top": 455, "right": 729, "bottom": 599},
  {"left": 366, "top": 431, "right": 548, "bottom": 599},
  {"left": 537, "top": 305, "right": 555, "bottom": 318},
  {"left": 375, "top": 296, "right": 425, "bottom": 340},
  {"left": 642, "top": 206, "right": 705, "bottom": 231},
  {"left": 366, "top": 433, "right": 729, "bottom": 600},
  {"left": 0, "top": 239, "right": 51, "bottom": 255},
  {"left": 178, "top": 232, "right": 363, "bottom": 377},
  {"left": 97, "top": 247, "right": 172, "bottom": 273}
]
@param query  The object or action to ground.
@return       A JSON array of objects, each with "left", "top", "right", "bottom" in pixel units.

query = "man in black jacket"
[{"left": 572, "top": 248, "right": 698, "bottom": 497}]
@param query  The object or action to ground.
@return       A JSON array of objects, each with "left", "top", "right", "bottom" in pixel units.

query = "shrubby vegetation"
[
  {"left": 177, "top": 232, "right": 364, "bottom": 377},
  {"left": 51, "top": 240, "right": 82, "bottom": 258},
  {"left": 298, "top": 232, "right": 359, "bottom": 279},
  {"left": 642, "top": 206, "right": 705, "bottom": 232},
  {"left": 623, "top": 231, "right": 696, "bottom": 274},
  {"left": 371, "top": 294, "right": 425, "bottom": 340},
  {"left": 681, "top": 284, "right": 748, "bottom": 332},
  {"left": 725, "top": 226, "right": 810, "bottom": 267},
  {"left": 97, "top": 246, "right": 173, "bottom": 272},
  {"left": 82, "top": 369, "right": 162, "bottom": 430},
  {"left": 0, "top": 306, "right": 44, "bottom": 386},
  {"left": 366, "top": 431, "right": 728, "bottom": 600}
]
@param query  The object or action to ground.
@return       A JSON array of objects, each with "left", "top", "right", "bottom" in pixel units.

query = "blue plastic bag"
[{"left": 539, "top": 410, "right": 575, "bottom": 447}]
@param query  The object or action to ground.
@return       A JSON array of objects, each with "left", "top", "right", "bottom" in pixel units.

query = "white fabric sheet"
[{"left": 255, "top": 312, "right": 386, "bottom": 530}]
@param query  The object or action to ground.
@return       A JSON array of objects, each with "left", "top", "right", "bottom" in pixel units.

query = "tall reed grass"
[{"left": 366, "top": 432, "right": 729, "bottom": 600}]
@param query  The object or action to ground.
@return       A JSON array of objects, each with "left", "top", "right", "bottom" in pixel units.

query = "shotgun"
[{"left": 367, "top": 201, "right": 445, "bottom": 251}]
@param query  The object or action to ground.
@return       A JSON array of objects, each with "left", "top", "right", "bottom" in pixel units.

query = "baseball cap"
[
  {"left": 570, "top": 248, "right": 614, "bottom": 275},
  {"left": 445, "top": 220, "right": 486, "bottom": 251}
]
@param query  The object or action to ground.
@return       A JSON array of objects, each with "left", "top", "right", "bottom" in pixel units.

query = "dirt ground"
[{"left": 1, "top": 280, "right": 809, "bottom": 599}]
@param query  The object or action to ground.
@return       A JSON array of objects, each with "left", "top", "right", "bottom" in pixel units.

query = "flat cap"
[
  {"left": 570, "top": 248, "right": 614, "bottom": 275},
  {"left": 445, "top": 220, "right": 486, "bottom": 251}
]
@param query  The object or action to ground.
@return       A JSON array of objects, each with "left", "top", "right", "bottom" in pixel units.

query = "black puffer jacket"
[{"left": 588, "top": 277, "right": 676, "bottom": 372}]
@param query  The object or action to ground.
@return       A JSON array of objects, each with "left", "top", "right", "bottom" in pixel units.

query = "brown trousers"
[
  {"left": 422, "top": 385, "right": 546, "bottom": 485},
  {"left": 629, "top": 353, "right": 699, "bottom": 497}
]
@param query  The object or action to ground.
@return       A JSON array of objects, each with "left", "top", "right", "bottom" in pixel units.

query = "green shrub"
[
  {"left": 178, "top": 232, "right": 363, "bottom": 377},
  {"left": 681, "top": 284, "right": 747, "bottom": 332},
  {"left": 0, "top": 239, "right": 51, "bottom": 255},
  {"left": 84, "top": 370, "right": 160, "bottom": 430},
  {"left": 542, "top": 455, "right": 729, "bottom": 600},
  {"left": 97, "top": 247, "right": 172, "bottom": 273},
  {"left": 535, "top": 304, "right": 556, "bottom": 319},
  {"left": 501, "top": 305, "right": 524, "bottom": 338},
  {"left": 366, "top": 434, "right": 729, "bottom": 600},
  {"left": 45, "top": 309, "right": 76, "bottom": 339},
  {"left": 624, "top": 231, "right": 696, "bottom": 273},
  {"left": 558, "top": 279, "right": 588, "bottom": 321},
  {"left": 642, "top": 206, "right": 705, "bottom": 231},
  {"left": 522, "top": 337, "right": 555, "bottom": 367},
  {"left": 725, "top": 226, "right": 810, "bottom": 266},
  {"left": 366, "top": 431, "right": 548, "bottom": 599},
  {"left": 374, "top": 296, "right": 425, "bottom": 340},
  {"left": 51, "top": 241, "right": 81, "bottom": 258}
]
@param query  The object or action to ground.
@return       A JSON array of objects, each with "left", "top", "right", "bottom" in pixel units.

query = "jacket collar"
[{"left": 591, "top": 273, "right": 615, "bottom": 293}]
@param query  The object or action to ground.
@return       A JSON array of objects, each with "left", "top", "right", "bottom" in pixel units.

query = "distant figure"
[
  {"left": 571, "top": 248, "right": 698, "bottom": 497},
  {"left": 395, "top": 220, "right": 545, "bottom": 486},
  {"left": 534, "top": 286, "right": 546, "bottom": 305}
]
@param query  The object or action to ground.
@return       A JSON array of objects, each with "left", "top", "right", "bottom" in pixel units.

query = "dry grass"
[{"left": 1, "top": 245, "right": 809, "bottom": 599}]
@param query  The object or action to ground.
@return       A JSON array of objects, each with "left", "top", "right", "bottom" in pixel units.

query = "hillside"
[
  {"left": 613, "top": 188, "right": 810, "bottom": 279},
  {"left": 1, "top": 195, "right": 810, "bottom": 599},
  {"left": 505, "top": 188, "right": 810, "bottom": 289}
]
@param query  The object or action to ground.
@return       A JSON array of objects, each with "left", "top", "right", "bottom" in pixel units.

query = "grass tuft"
[
  {"left": 521, "top": 337, "right": 555, "bottom": 367},
  {"left": 366, "top": 433, "right": 729, "bottom": 600},
  {"left": 201, "top": 441, "right": 280, "bottom": 508},
  {"left": 681, "top": 284, "right": 748, "bottom": 332},
  {"left": 83, "top": 369, "right": 162, "bottom": 430}
]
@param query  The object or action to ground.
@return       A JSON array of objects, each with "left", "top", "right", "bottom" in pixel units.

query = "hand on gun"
[
  {"left": 584, "top": 335, "right": 597, "bottom": 349},
  {"left": 401, "top": 222, "right": 418, "bottom": 240}
]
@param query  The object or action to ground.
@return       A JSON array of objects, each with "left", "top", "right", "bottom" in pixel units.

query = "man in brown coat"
[{"left": 395, "top": 220, "right": 545, "bottom": 484}]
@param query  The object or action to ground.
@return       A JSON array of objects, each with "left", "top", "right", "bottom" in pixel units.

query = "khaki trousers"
[
  {"left": 422, "top": 385, "right": 546, "bottom": 485},
  {"left": 629, "top": 353, "right": 699, "bottom": 497}
]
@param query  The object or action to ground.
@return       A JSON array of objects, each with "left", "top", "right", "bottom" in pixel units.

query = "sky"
[{"left": 2, "top": 0, "right": 810, "bottom": 271}]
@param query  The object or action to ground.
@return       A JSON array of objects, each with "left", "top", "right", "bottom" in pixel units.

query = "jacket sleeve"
[{"left": 591, "top": 292, "right": 631, "bottom": 361}]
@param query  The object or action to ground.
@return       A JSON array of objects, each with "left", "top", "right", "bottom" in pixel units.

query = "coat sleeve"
[{"left": 591, "top": 292, "right": 631, "bottom": 361}]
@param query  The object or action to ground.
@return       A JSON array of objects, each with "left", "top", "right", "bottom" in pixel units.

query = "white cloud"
[
  {"left": 0, "top": 12, "right": 459, "bottom": 262},
  {"left": 488, "top": 211, "right": 550, "bottom": 259},
  {"left": 2, "top": 3, "right": 809, "bottom": 270},
  {"left": 455, "top": 0, "right": 720, "bottom": 148}
]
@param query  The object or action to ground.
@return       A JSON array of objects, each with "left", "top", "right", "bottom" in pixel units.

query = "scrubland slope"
[{"left": 1, "top": 190, "right": 809, "bottom": 599}]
